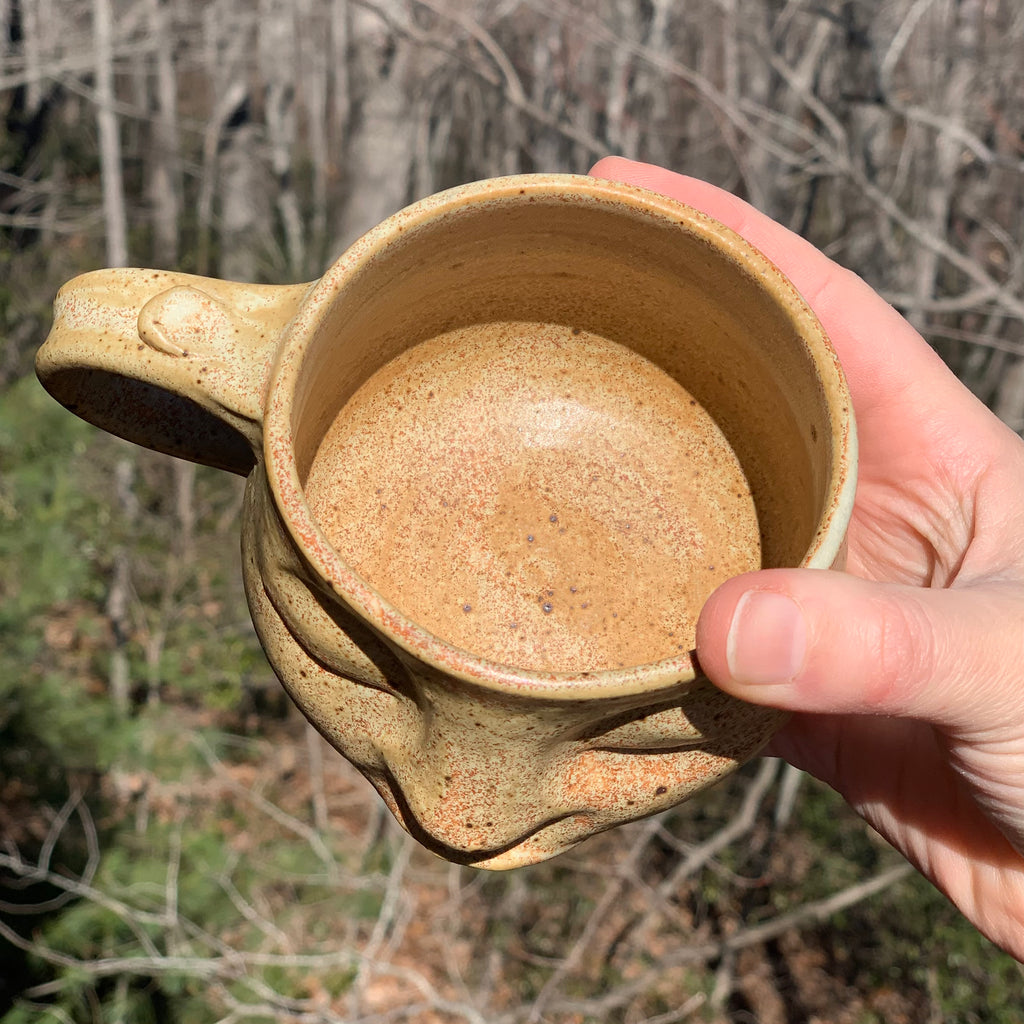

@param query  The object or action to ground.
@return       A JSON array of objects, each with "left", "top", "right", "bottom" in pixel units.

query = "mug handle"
[{"left": 36, "top": 269, "right": 313, "bottom": 475}]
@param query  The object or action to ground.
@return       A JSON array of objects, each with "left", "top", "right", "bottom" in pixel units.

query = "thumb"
[{"left": 695, "top": 569, "right": 1024, "bottom": 734}]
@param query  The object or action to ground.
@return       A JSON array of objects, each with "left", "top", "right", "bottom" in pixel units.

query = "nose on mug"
[{"left": 36, "top": 173, "right": 857, "bottom": 868}]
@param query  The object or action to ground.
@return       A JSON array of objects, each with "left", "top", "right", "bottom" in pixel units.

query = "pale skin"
[{"left": 591, "top": 157, "right": 1024, "bottom": 961}]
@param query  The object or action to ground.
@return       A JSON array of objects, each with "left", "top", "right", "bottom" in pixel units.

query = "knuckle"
[{"left": 869, "top": 593, "right": 938, "bottom": 712}]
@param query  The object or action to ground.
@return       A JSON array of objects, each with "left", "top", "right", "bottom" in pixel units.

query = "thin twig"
[
  {"left": 526, "top": 815, "right": 665, "bottom": 1022},
  {"left": 541, "top": 861, "right": 915, "bottom": 1019}
]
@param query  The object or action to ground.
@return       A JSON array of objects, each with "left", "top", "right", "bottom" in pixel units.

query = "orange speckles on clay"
[{"left": 305, "top": 322, "right": 761, "bottom": 673}]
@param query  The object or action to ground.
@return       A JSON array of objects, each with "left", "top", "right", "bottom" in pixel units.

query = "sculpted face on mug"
[
  {"left": 37, "top": 175, "right": 855, "bottom": 868},
  {"left": 244, "top": 482, "right": 783, "bottom": 869}
]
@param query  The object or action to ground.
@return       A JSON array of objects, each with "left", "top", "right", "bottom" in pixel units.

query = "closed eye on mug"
[{"left": 576, "top": 702, "right": 707, "bottom": 753}]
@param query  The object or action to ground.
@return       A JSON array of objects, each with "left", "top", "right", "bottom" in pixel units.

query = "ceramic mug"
[{"left": 37, "top": 173, "right": 856, "bottom": 868}]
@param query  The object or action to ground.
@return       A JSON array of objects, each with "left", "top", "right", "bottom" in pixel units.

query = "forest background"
[{"left": 2, "top": 0, "right": 1024, "bottom": 1021}]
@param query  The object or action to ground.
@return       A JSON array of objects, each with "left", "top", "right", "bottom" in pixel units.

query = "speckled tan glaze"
[
  {"left": 305, "top": 322, "right": 761, "bottom": 673},
  {"left": 37, "top": 174, "right": 857, "bottom": 869}
]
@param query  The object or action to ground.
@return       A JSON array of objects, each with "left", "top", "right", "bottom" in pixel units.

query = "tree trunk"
[
  {"left": 259, "top": 0, "right": 306, "bottom": 278},
  {"left": 333, "top": 1, "right": 433, "bottom": 250},
  {"left": 107, "top": 454, "right": 139, "bottom": 714},
  {"left": 302, "top": 0, "right": 331, "bottom": 271},
  {"left": 195, "top": 1, "right": 253, "bottom": 276},
  {"left": 93, "top": 0, "right": 129, "bottom": 267},
  {"left": 218, "top": 121, "right": 274, "bottom": 282},
  {"left": 148, "top": 0, "right": 181, "bottom": 267}
]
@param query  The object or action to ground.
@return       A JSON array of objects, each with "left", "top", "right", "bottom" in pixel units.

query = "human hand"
[{"left": 590, "top": 156, "right": 1024, "bottom": 960}]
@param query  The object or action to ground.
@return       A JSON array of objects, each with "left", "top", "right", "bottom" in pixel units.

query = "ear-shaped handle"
[{"left": 36, "top": 269, "right": 313, "bottom": 475}]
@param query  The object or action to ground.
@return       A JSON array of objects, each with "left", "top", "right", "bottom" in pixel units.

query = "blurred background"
[{"left": 2, "top": 0, "right": 1024, "bottom": 1021}]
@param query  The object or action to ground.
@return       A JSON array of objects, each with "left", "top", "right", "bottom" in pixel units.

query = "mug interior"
[{"left": 278, "top": 178, "right": 847, "bottom": 676}]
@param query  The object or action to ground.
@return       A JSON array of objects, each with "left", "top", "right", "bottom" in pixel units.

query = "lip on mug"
[{"left": 37, "top": 173, "right": 857, "bottom": 869}]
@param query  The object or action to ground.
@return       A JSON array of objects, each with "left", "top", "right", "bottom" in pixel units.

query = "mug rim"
[{"left": 262, "top": 172, "right": 858, "bottom": 701}]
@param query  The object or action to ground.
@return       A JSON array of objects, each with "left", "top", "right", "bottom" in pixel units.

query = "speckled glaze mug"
[{"left": 37, "top": 174, "right": 856, "bottom": 868}]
